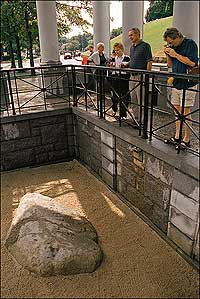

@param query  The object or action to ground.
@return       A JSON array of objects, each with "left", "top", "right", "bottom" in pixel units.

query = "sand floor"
[{"left": 1, "top": 160, "right": 199, "bottom": 298}]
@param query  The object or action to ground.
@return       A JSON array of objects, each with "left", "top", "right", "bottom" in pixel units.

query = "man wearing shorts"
[
  {"left": 128, "top": 28, "right": 153, "bottom": 124},
  {"left": 163, "top": 27, "right": 198, "bottom": 148}
]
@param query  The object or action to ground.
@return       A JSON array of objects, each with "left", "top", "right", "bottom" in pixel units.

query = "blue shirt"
[
  {"left": 171, "top": 38, "right": 198, "bottom": 89},
  {"left": 129, "top": 40, "right": 152, "bottom": 70}
]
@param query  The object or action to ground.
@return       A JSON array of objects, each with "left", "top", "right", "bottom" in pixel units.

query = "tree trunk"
[
  {"left": 9, "top": 6, "right": 23, "bottom": 69},
  {"left": 15, "top": 33, "right": 23, "bottom": 69},
  {"left": 0, "top": 42, "right": 3, "bottom": 64},
  {"left": 8, "top": 40, "right": 16, "bottom": 69},
  {"left": 25, "top": 9, "right": 35, "bottom": 75},
  {"left": 5, "top": 15, "right": 16, "bottom": 68}
]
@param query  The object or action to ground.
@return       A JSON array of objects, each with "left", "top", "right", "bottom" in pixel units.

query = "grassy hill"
[{"left": 110, "top": 16, "right": 173, "bottom": 56}]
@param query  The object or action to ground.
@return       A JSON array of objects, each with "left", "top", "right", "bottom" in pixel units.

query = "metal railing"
[{"left": 1, "top": 64, "right": 199, "bottom": 155}]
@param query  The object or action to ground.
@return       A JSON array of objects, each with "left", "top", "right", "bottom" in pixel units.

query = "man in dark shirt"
[
  {"left": 163, "top": 27, "right": 198, "bottom": 148},
  {"left": 128, "top": 27, "right": 153, "bottom": 123}
]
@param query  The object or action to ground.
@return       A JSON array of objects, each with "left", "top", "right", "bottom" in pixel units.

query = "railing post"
[
  {"left": 84, "top": 67, "right": 88, "bottom": 111},
  {"left": 66, "top": 67, "right": 71, "bottom": 106},
  {"left": 149, "top": 75, "right": 155, "bottom": 141},
  {"left": 102, "top": 70, "right": 106, "bottom": 119},
  {"left": 142, "top": 74, "right": 149, "bottom": 139},
  {"left": 96, "top": 69, "right": 100, "bottom": 117},
  {"left": 176, "top": 88, "right": 186, "bottom": 153},
  {"left": 71, "top": 66, "right": 77, "bottom": 107},
  {"left": 139, "top": 74, "right": 143, "bottom": 136},
  {"left": 0, "top": 70, "right": 9, "bottom": 114},
  {"left": 113, "top": 135, "right": 117, "bottom": 191},
  {"left": 13, "top": 70, "right": 21, "bottom": 114},
  {"left": 40, "top": 68, "right": 47, "bottom": 110},
  {"left": 99, "top": 69, "right": 104, "bottom": 118},
  {"left": 7, "top": 71, "right": 16, "bottom": 115}
]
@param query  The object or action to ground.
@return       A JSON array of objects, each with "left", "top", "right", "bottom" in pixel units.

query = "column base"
[
  {"left": 40, "top": 60, "right": 62, "bottom": 67},
  {"left": 39, "top": 63, "right": 67, "bottom": 98}
]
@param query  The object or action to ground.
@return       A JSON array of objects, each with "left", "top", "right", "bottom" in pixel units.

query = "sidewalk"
[
  {"left": 1, "top": 56, "right": 82, "bottom": 70},
  {"left": 1, "top": 160, "right": 199, "bottom": 299}
]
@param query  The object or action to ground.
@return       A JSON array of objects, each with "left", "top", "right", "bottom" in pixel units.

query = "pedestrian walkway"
[{"left": 1, "top": 160, "right": 199, "bottom": 298}]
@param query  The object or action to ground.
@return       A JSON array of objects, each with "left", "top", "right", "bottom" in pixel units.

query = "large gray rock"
[{"left": 4, "top": 193, "right": 103, "bottom": 276}]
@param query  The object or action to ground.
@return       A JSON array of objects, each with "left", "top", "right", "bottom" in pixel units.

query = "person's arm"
[
  {"left": 164, "top": 47, "right": 196, "bottom": 67},
  {"left": 166, "top": 55, "right": 173, "bottom": 68},
  {"left": 121, "top": 55, "right": 130, "bottom": 68},
  {"left": 109, "top": 57, "right": 115, "bottom": 67},
  {"left": 122, "top": 61, "right": 130, "bottom": 68},
  {"left": 147, "top": 60, "right": 152, "bottom": 71},
  {"left": 146, "top": 44, "right": 153, "bottom": 70},
  {"left": 87, "top": 53, "right": 96, "bottom": 65}
]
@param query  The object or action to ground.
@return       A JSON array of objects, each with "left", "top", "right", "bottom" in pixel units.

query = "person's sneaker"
[
  {"left": 112, "top": 110, "right": 117, "bottom": 116},
  {"left": 120, "top": 117, "right": 127, "bottom": 121},
  {"left": 181, "top": 140, "right": 190, "bottom": 147}
]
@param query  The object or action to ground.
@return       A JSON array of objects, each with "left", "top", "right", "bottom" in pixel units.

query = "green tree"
[
  {"left": 1, "top": 1, "right": 16, "bottom": 68},
  {"left": 1, "top": 0, "right": 92, "bottom": 69},
  {"left": 145, "top": 0, "right": 174, "bottom": 22},
  {"left": 9, "top": 1, "right": 24, "bottom": 68},
  {"left": 110, "top": 27, "right": 122, "bottom": 39},
  {"left": 60, "top": 36, "right": 68, "bottom": 45},
  {"left": 22, "top": 1, "right": 38, "bottom": 74},
  {"left": 65, "top": 39, "right": 80, "bottom": 52},
  {"left": 61, "top": 32, "right": 93, "bottom": 52},
  {"left": 56, "top": 1, "right": 92, "bottom": 38}
]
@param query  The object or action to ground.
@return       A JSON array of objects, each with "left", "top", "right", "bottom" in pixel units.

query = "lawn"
[{"left": 110, "top": 16, "right": 173, "bottom": 56}]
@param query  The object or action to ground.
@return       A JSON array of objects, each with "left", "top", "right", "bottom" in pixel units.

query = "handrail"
[
  {"left": 0, "top": 64, "right": 199, "bottom": 81},
  {"left": 1, "top": 64, "right": 199, "bottom": 156}
]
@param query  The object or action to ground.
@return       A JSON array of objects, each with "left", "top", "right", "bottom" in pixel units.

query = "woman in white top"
[
  {"left": 108, "top": 42, "right": 130, "bottom": 118},
  {"left": 87, "top": 42, "right": 108, "bottom": 92},
  {"left": 88, "top": 42, "right": 108, "bottom": 66}
]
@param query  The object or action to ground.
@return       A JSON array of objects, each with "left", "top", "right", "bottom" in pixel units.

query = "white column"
[
  {"left": 92, "top": 1, "right": 110, "bottom": 57},
  {"left": 36, "top": 1, "right": 61, "bottom": 65},
  {"left": 173, "top": 1, "right": 199, "bottom": 46},
  {"left": 122, "top": 1, "right": 144, "bottom": 55}
]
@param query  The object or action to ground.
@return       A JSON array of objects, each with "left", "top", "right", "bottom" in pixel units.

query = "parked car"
[{"left": 64, "top": 52, "right": 72, "bottom": 59}]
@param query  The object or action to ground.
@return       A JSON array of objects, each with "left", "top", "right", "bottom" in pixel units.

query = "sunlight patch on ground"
[{"left": 102, "top": 193, "right": 125, "bottom": 218}]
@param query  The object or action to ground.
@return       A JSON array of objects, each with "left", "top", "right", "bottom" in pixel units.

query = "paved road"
[{"left": 1, "top": 55, "right": 82, "bottom": 70}]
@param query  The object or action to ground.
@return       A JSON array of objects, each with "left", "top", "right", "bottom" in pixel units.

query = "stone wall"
[
  {"left": 1, "top": 107, "right": 199, "bottom": 265},
  {"left": 1, "top": 109, "right": 76, "bottom": 171},
  {"left": 74, "top": 109, "right": 199, "bottom": 265}
]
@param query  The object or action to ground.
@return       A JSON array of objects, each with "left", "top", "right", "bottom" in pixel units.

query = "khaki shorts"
[{"left": 171, "top": 86, "right": 197, "bottom": 107}]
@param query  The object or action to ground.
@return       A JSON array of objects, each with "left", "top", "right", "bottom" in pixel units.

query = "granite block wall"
[
  {"left": 1, "top": 109, "right": 76, "bottom": 170},
  {"left": 75, "top": 113, "right": 199, "bottom": 264},
  {"left": 1, "top": 108, "right": 199, "bottom": 265}
]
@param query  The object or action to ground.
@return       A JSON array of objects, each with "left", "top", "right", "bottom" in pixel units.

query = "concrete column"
[
  {"left": 173, "top": 1, "right": 199, "bottom": 46},
  {"left": 122, "top": 1, "right": 144, "bottom": 55},
  {"left": 36, "top": 1, "right": 61, "bottom": 65},
  {"left": 92, "top": 1, "right": 110, "bottom": 57}
]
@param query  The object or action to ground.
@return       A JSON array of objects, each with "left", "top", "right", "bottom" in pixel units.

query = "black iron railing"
[{"left": 0, "top": 64, "right": 199, "bottom": 155}]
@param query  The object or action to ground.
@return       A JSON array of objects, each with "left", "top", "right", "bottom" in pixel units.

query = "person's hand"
[
  {"left": 121, "top": 63, "right": 128, "bottom": 68},
  {"left": 109, "top": 62, "right": 115, "bottom": 67},
  {"left": 164, "top": 45, "right": 169, "bottom": 55},
  {"left": 164, "top": 47, "right": 177, "bottom": 58}
]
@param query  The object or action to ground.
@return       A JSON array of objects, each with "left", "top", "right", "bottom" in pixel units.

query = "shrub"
[{"left": 2, "top": 55, "right": 11, "bottom": 61}]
